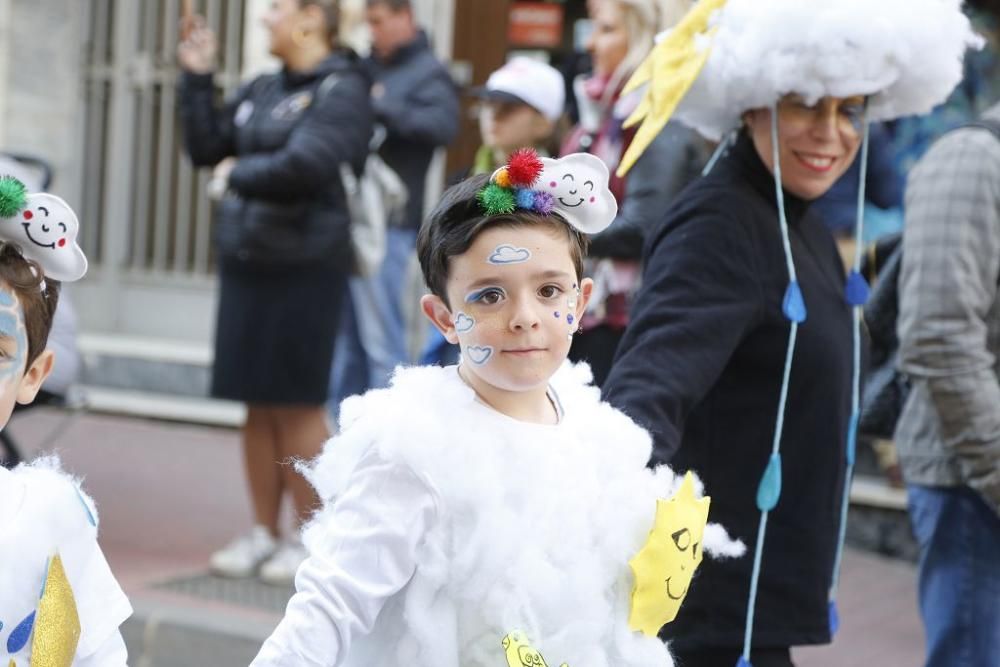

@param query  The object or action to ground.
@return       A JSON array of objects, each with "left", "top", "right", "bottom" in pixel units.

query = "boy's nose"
[{"left": 508, "top": 299, "right": 541, "bottom": 331}]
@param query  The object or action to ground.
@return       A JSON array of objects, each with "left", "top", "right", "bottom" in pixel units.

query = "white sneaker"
[
  {"left": 259, "top": 539, "right": 308, "bottom": 586},
  {"left": 209, "top": 525, "right": 277, "bottom": 578}
]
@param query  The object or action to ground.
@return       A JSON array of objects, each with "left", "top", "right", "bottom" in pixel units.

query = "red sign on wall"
[{"left": 508, "top": 2, "right": 565, "bottom": 49}]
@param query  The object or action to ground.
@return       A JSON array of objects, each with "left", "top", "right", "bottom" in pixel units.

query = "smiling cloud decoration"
[
  {"left": 0, "top": 177, "right": 88, "bottom": 282},
  {"left": 628, "top": 471, "right": 710, "bottom": 635},
  {"left": 537, "top": 154, "right": 617, "bottom": 235}
]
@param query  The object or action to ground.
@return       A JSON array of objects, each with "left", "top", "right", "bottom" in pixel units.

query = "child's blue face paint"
[
  {"left": 464, "top": 287, "right": 506, "bottom": 306},
  {"left": 454, "top": 312, "right": 476, "bottom": 333},
  {"left": 0, "top": 288, "right": 28, "bottom": 383}
]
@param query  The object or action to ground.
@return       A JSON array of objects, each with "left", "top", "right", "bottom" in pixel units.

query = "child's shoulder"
[{"left": 6, "top": 457, "right": 99, "bottom": 541}]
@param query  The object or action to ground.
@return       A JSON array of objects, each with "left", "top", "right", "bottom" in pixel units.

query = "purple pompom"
[
  {"left": 533, "top": 191, "right": 555, "bottom": 215},
  {"left": 515, "top": 188, "right": 536, "bottom": 210}
]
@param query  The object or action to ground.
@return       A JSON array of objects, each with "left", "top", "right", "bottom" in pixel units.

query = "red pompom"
[{"left": 506, "top": 148, "right": 544, "bottom": 187}]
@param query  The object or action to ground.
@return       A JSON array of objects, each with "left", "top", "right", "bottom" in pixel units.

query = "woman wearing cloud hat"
[{"left": 602, "top": 1, "right": 979, "bottom": 665}]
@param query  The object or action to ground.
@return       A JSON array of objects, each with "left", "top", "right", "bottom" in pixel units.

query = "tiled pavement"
[{"left": 9, "top": 408, "right": 925, "bottom": 666}]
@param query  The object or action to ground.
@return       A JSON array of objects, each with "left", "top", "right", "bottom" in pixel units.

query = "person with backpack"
[
  {"left": 896, "top": 104, "right": 1000, "bottom": 666},
  {"left": 177, "top": 0, "right": 373, "bottom": 584}
]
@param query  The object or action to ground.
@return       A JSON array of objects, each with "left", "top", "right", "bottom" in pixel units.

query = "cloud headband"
[
  {"left": 478, "top": 149, "right": 617, "bottom": 235},
  {"left": 0, "top": 176, "right": 88, "bottom": 282}
]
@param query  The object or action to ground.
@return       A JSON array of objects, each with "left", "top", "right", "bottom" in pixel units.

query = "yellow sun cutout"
[
  {"left": 502, "top": 631, "right": 569, "bottom": 667},
  {"left": 628, "top": 472, "right": 711, "bottom": 636}
]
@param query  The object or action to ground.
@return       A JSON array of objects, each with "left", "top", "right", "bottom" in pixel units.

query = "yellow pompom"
[{"left": 495, "top": 168, "right": 512, "bottom": 188}]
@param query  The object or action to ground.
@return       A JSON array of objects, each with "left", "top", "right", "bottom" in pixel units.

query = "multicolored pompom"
[
  {"left": 506, "top": 148, "right": 545, "bottom": 187},
  {"left": 478, "top": 182, "right": 517, "bottom": 215},
  {"left": 0, "top": 176, "right": 27, "bottom": 218}
]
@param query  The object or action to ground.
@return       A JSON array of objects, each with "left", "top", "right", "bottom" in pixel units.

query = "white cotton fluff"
[
  {"left": 673, "top": 0, "right": 982, "bottom": 140},
  {"left": 300, "top": 363, "right": 742, "bottom": 667}
]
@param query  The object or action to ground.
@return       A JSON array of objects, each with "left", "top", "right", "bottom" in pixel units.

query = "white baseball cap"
[{"left": 474, "top": 57, "right": 566, "bottom": 123}]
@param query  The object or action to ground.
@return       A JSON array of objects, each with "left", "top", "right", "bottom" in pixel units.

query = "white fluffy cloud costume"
[
  {"left": 644, "top": 0, "right": 982, "bottom": 142},
  {"left": 262, "top": 364, "right": 741, "bottom": 666}
]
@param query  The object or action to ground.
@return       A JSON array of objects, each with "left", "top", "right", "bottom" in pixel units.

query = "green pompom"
[
  {"left": 0, "top": 176, "right": 27, "bottom": 218},
  {"left": 477, "top": 183, "right": 516, "bottom": 216}
]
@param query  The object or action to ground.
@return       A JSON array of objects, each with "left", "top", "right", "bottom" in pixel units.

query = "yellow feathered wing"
[{"left": 617, "top": 0, "right": 727, "bottom": 177}]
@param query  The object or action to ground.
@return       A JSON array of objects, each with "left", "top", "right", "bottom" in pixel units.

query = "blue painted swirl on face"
[{"left": 0, "top": 287, "right": 27, "bottom": 383}]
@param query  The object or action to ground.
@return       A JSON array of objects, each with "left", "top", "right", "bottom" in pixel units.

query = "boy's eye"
[
  {"left": 538, "top": 284, "right": 563, "bottom": 299},
  {"left": 466, "top": 287, "right": 505, "bottom": 306}
]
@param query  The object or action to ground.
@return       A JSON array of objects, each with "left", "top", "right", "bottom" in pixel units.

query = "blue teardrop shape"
[
  {"left": 845, "top": 270, "right": 870, "bottom": 306},
  {"left": 736, "top": 657, "right": 753, "bottom": 667},
  {"left": 829, "top": 600, "right": 841, "bottom": 636},
  {"left": 756, "top": 453, "right": 783, "bottom": 511},
  {"left": 846, "top": 413, "right": 859, "bottom": 466},
  {"left": 7, "top": 610, "right": 35, "bottom": 653},
  {"left": 782, "top": 282, "right": 807, "bottom": 323}
]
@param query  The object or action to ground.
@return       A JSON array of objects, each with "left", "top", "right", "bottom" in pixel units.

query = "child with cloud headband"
[
  {"left": 0, "top": 176, "right": 131, "bottom": 666},
  {"left": 250, "top": 150, "right": 744, "bottom": 667}
]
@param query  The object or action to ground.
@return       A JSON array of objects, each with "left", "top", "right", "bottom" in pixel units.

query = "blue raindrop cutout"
[
  {"left": 7, "top": 610, "right": 35, "bottom": 653},
  {"left": 736, "top": 657, "right": 753, "bottom": 667},
  {"left": 845, "top": 270, "right": 870, "bottom": 306},
  {"left": 829, "top": 600, "right": 841, "bottom": 636},
  {"left": 782, "top": 282, "right": 807, "bottom": 323},
  {"left": 756, "top": 453, "right": 782, "bottom": 511},
  {"left": 846, "top": 413, "right": 859, "bottom": 466}
]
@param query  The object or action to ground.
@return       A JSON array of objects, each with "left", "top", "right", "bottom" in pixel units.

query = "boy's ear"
[
  {"left": 576, "top": 278, "right": 594, "bottom": 320},
  {"left": 16, "top": 348, "right": 54, "bottom": 405},
  {"left": 421, "top": 294, "right": 460, "bottom": 344}
]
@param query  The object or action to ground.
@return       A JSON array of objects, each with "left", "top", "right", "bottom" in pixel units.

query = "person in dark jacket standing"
[
  {"left": 331, "top": 0, "right": 458, "bottom": 405},
  {"left": 178, "top": 0, "right": 373, "bottom": 585},
  {"left": 601, "top": 1, "right": 979, "bottom": 665}
]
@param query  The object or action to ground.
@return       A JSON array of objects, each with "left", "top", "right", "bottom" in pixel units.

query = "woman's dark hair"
[
  {"left": 0, "top": 244, "right": 60, "bottom": 371},
  {"left": 300, "top": 0, "right": 340, "bottom": 46},
  {"left": 417, "top": 173, "right": 589, "bottom": 307}
]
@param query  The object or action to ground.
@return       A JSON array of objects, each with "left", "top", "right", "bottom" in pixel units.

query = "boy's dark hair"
[
  {"left": 0, "top": 244, "right": 61, "bottom": 371},
  {"left": 417, "top": 173, "right": 589, "bottom": 306},
  {"left": 366, "top": 0, "right": 411, "bottom": 10}
]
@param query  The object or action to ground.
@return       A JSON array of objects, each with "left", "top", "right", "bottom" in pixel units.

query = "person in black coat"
[{"left": 177, "top": 0, "right": 372, "bottom": 584}]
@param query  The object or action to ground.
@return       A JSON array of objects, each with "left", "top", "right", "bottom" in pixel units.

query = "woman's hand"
[
  {"left": 177, "top": 15, "right": 218, "bottom": 74},
  {"left": 207, "top": 156, "right": 236, "bottom": 200}
]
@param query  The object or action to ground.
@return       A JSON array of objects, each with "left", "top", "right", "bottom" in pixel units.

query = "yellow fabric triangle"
[
  {"left": 30, "top": 554, "right": 81, "bottom": 667},
  {"left": 628, "top": 472, "right": 711, "bottom": 636},
  {"left": 617, "top": 0, "right": 727, "bottom": 176}
]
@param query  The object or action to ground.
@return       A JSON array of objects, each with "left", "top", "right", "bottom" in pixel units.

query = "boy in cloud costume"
[
  {"left": 0, "top": 176, "right": 130, "bottom": 666},
  {"left": 251, "top": 150, "right": 744, "bottom": 667}
]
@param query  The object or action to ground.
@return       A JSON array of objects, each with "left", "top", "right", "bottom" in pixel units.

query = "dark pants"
[{"left": 673, "top": 647, "right": 794, "bottom": 667}]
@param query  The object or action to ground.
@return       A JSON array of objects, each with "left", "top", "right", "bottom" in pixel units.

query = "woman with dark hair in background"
[{"left": 177, "top": 0, "right": 372, "bottom": 584}]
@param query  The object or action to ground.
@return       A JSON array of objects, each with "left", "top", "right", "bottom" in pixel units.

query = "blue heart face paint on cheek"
[{"left": 0, "top": 287, "right": 28, "bottom": 383}]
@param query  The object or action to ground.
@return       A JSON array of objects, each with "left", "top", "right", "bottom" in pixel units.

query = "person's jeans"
[
  {"left": 327, "top": 287, "right": 369, "bottom": 425},
  {"left": 907, "top": 483, "right": 1000, "bottom": 667},
  {"left": 328, "top": 227, "right": 417, "bottom": 422}
]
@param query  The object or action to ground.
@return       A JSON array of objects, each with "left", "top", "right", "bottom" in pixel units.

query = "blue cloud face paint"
[
  {"left": 454, "top": 312, "right": 475, "bottom": 333},
  {"left": 487, "top": 244, "right": 531, "bottom": 265}
]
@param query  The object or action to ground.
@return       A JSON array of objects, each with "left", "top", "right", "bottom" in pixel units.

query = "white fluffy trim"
[{"left": 675, "top": 0, "right": 982, "bottom": 140}]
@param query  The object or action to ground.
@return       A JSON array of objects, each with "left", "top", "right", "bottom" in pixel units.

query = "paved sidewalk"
[{"left": 9, "top": 407, "right": 925, "bottom": 666}]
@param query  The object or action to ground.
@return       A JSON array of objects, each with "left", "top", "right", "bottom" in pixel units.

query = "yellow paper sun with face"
[{"left": 628, "top": 472, "right": 710, "bottom": 636}]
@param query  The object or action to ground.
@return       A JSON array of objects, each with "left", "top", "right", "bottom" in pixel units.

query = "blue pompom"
[{"left": 515, "top": 188, "right": 536, "bottom": 210}]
